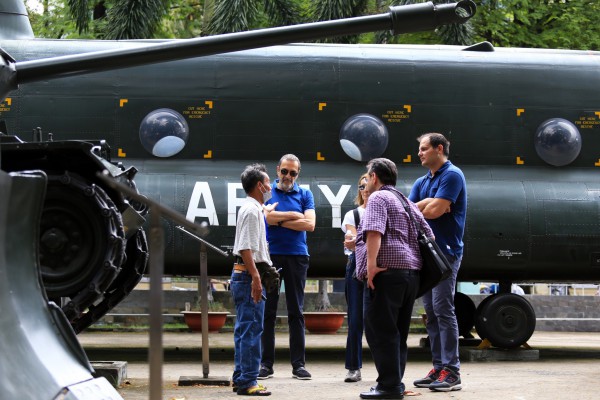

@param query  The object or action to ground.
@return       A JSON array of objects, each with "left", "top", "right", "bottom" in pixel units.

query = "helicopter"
[
  {"left": 0, "top": 0, "right": 484, "bottom": 329},
  {"left": 2, "top": 0, "right": 599, "bottom": 349}
]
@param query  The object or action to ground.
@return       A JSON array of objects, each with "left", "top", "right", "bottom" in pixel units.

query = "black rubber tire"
[
  {"left": 454, "top": 291, "right": 476, "bottom": 338},
  {"left": 474, "top": 293, "right": 497, "bottom": 341},
  {"left": 476, "top": 293, "right": 536, "bottom": 348}
]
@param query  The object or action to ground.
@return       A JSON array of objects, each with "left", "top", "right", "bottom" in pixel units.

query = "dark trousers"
[
  {"left": 261, "top": 254, "right": 309, "bottom": 369},
  {"left": 364, "top": 269, "right": 419, "bottom": 392},
  {"left": 345, "top": 253, "right": 364, "bottom": 370}
]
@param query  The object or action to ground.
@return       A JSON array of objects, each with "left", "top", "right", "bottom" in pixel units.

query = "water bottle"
[{"left": 344, "top": 232, "right": 355, "bottom": 256}]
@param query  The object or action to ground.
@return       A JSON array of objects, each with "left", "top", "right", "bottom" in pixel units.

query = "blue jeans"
[
  {"left": 262, "top": 255, "right": 309, "bottom": 369},
  {"left": 231, "top": 270, "right": 265, "bottom": 390},
  {"left": 345, "top": 253, "right": 364, "bottom": 370},
  {"left": 422, "top": 255, "right": 461, "bottom": 371}
]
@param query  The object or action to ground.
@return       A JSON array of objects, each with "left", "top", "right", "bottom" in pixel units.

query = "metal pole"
[
  {"left": 200, "top": 242, "right": 210, "bottom": 378},
  {"left": 148, "top": 210, "right": 164, "bottom": 399}
]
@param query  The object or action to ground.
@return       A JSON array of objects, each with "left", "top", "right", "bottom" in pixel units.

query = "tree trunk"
[{"left": 315, "top": 279, "right": 332, "bottom": 311}]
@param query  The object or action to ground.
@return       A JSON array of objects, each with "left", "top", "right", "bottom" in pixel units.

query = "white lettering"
[
  {"left": 184, "top": 182, "right": 350, "bottom": 228},
  {"left": 318, "top": 184, "right": 351, "bottom": 228},
  {"left": 186, "top": 182, "right": 219, "bottom": 225},
  {"left": 227, "top": 182, "right": 245, "bottom": 226}
]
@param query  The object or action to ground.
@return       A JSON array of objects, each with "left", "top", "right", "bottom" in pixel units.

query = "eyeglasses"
[
  {"left": 280, "top": 168, "right": 298, "bottom": 177},
  {"left": 358, "top": 185, "right": 366, "bottom": 191}
]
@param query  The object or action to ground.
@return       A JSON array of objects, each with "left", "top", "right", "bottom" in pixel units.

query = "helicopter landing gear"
[{"left": 474, "top": 293, "right": 536, "bottom": 349}]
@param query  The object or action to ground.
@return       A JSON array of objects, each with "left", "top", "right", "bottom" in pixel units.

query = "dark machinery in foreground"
[{"left": 0, "top": 0, "right": 475, "bottom": 333}]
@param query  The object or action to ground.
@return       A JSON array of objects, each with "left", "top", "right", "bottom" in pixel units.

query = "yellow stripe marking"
[
  {"left": 403, "top": 155, "right": 411, "bottom": 163},
  {"left": 6, "top": 98, "right": 11, "bottom": 106},
  {"left": 516, "top": 156, "right": 524, "bottom": 165},
  {"left": 204, "top": 150, "right": 213, "bottom": 159},
  {"left": 595, "top": 159, "right": 600, "bottom": 167},
  {"left": 318, "top": 102, "right": 327, "bottom": 111},
  {"left": 205, "top": 101, "right": 213, "bottom": 109},
  {"left": 595, "top": 112, "right": 600, "bottom": 118},
  {"left": 120, "top": 99, "right": 128, "bottom": 107},
  {"left": 317, "top": 152, "right": 325, "bottom": 161},
  {"left": 516, "top": 108, "right": 525, "bottom": 116},
  {"left": 404, "top": 105, "right": 412, "bottom": 113},
  {"left": 118, "top": 148, "right": 126, "bottom": 157}
]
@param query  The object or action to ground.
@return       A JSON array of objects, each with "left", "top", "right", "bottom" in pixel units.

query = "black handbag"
[{"left": 391, "top": 191, "right": 452, "bottom": 298}]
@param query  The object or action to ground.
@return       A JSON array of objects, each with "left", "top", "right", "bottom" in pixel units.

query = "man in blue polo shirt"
[
  {"left": 409, "top": 133, "right": 467, "bottom": 392},
  {"left": 259, "top": 154, "right": 316, "bottom": 381}
]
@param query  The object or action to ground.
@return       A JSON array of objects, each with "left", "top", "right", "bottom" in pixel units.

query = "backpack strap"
[{"left": 352, "top": 208, "right": 361, "bottom": 229}]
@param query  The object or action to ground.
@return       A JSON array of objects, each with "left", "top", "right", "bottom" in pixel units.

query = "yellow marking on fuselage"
[
  {"left": 516, "top": 156, "right": 524, "bottom": 165},
  {"left": 595, "top": 159, "right": 600, "bottom": 167},
  {"left": 318, "top": 102, "right": 327, "bottom": 111},
  {"left": 404, "top": 105, "right": 412, "bottom": 113},
  {"left": 403, "top": 155, "right": 412, "bottom": 163},
  {"left": 118, "top": 148, "right": 126, "bottom": 157},
  {"left": 120, "top": 99, "right": 128, "bottom": 107},
  {"left": 204, "top": 150, "right": 213, "bottom": 159},
  {"left": 205, "top": 101, "right": 213, "bottom": 109},
  {"left": 317, "top": 152, "right": 325, "bottom": 161},
  {"left": 517, "top": 108, "right": 525, "bottom": 116},
  {"left": 5, "top": 98, "right": 11, "bottom": 106}
]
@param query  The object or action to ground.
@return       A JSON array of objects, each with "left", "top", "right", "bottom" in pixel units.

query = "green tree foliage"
[
  {"left": 308, "top": 0, "right": 369, "bottom": 43},
  {"left": 474, "top": 0, "right": 600, "bottom": 50},
  {"left": 26, "top": 0, "right": 86, "bottom": 38},
  {"left": 205, "top": 0, "right": 300, "bottom": 35},
  {"left": 376, "top": 0, "right": 474, "bottom": 45},
  {"left": 103, "top": 0, "right": 169, "bottom": 39},
  {"left": 155, "top": 1, "right": 204, "bottom": 38},
  {"left": 25, "top": 0, "right": 600, "bottom": 50}
]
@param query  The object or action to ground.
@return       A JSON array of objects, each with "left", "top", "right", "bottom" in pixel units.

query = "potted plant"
[
  {"left": 181, "top": 291, "right": 229, "bottom": 333},
  {"left": 303, "top": 280, "right": 346, "bottom": 334}
]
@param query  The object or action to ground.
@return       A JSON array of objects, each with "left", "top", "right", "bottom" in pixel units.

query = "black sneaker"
[
  {"left": 413, "top": 368, "right": 440, "bottom": 388},
  {"left": 428, "top": 367, "right": 462, "bottom": 392},
  {"left": 258, "top": 366, "right": 274, "bottom": 380},
  {"left": 292, "top": 366, "right": 312, "bottom": 380}
]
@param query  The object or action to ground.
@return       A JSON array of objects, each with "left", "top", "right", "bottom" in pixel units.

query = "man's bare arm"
[
  {"left": 417, "top": 197, "right": 451, "bottom": 219},
  {"left": 265, "top": 210, "right": 304, "bottom": 225},
  {"left": 278, "top": 209, "right": 316, "bottom": 232}
]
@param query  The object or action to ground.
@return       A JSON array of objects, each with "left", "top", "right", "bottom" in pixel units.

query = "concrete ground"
[{"left": 79, "top": 331, "right": 600, "bottom": 400}]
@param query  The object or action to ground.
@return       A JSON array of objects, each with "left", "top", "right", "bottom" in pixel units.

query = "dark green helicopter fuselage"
[{"left": 1, "top": 39, "right": 600, "bottom": 281}]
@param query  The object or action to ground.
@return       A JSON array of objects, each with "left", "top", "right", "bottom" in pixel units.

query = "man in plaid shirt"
[{"left": 355, "top": 158, "right": 432, "bottom": 400}]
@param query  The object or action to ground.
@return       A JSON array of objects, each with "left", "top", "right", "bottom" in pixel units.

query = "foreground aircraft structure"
[
  {"left": 0, "top": 0, "right": 598, "bottom": 350},
  {"left": 0, "top": 2, "right": 477, "bottom": 397}
]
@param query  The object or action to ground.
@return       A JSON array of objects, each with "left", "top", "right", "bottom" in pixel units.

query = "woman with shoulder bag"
[{"left": 340, "top": 173, "right": 370, "bottom": 383}]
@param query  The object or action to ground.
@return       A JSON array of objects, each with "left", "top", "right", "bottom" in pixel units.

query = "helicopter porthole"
[
  {"left": 339, "top": 113, "right": 389, "bottom": 161},
  {"left": 139, "top": 108, "right": 189, "bottom": 158},
  {"left": 534, "top": 118, "right": 581, "bottom": 167}
]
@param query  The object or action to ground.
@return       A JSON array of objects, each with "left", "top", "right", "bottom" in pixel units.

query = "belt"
[
  {"left": 233, "top": 256, "right": 270, "bottom": 271},
  {"left": 383, "top": 268, "right": 419, "bottom": 276},
  {"left": 233, "top": 263, "right": 247, "bottom": 272}
]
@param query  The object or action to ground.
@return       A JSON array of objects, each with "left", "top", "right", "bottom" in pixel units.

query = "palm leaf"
[
  {"left": 67, "top": 0, "right": 91, "bottom": 34},
  {"left": 206, "top": 0, "right": 260, "bottom": 34},
  {"left": 103, "top": 0, "right": 170, "bottom": 39},
  {"left": 263, "top": 0, "right": 301, "bottom": 27}
]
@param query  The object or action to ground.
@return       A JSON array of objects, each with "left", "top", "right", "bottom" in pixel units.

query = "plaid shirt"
[{"left": 355, "top": 186, "right": 433, "bottom": 280}]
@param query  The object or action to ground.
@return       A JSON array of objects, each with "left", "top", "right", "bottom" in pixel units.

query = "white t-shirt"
[{"left": 341, "top": 207, "right": 366, "bottom": 233}]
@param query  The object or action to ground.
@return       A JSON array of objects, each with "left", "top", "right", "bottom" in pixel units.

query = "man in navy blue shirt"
[
  {"left": 409, "top": 133, "right": 467, "bottom": 392},
  {"left": 259, "top": 154, "right": 316, "bottom": 381}
]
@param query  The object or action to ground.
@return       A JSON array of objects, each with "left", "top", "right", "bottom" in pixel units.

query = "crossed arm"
[
  {"left": 265, "top": 207, "right": 316, "bottom": 232},
  {"left": 414, "top": 197, "right": 451, "bottom": 219}
]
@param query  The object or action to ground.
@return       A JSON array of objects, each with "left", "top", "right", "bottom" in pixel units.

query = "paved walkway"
[{"left": 78, "top": 330, "right": 600, "bottom": 400}]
